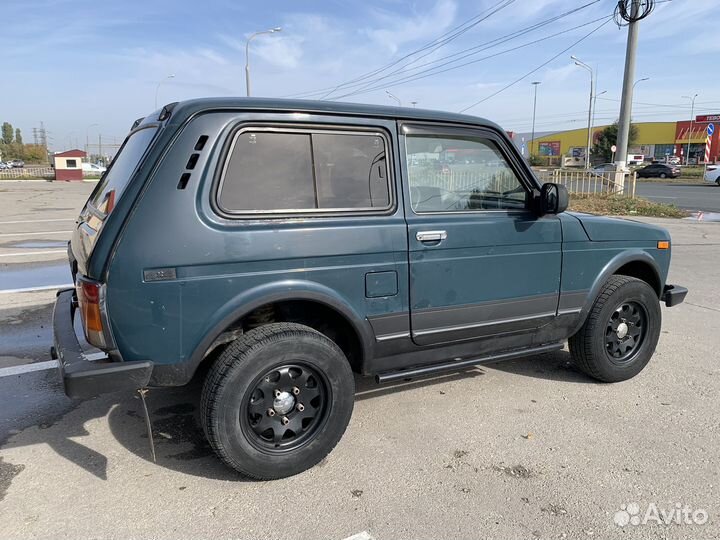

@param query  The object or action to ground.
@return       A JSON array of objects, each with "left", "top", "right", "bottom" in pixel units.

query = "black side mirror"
[{"left": 539, "top": 183, "right": 569, "bottom": 215}]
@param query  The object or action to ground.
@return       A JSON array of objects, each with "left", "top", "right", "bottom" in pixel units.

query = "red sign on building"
[{"left": 695, "top": 114, "right": 720, "bottom": 123}]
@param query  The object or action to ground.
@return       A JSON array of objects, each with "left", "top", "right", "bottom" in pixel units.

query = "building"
[
  {"left": 529, "top": 117, "right": 719, "bottom": 165},
  {"left": 53, "top": 149, "right": 86, "bottom": 181}
]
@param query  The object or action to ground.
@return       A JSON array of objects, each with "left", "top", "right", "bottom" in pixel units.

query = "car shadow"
[{"left": 3, "top": 350, "right": 593, "bottom": 482}]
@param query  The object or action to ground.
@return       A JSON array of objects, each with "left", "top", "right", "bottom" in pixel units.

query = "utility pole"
[
  {"left": 530, "top": 81, "right": 541, "bottom": 159},
  {"left": 98, "top": 133, "right": 103, "bottom": 164},
  {"left": 614, "top": 0, "right": 641, "bottom": 186},
  {"left": 682, "top": 93, "right": 698, "bottom": 165}
]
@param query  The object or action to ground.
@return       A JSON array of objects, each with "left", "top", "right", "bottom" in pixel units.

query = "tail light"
[{"left": 76, "top": 276, "right": 111, "bottom": 349}]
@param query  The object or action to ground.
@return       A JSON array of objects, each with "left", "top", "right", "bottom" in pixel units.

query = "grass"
[{"left": 569, "top": 193, "right": 688, "bottom": 218}]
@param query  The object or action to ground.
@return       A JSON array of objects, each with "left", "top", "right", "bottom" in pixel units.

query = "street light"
[
  {"left": 571, "top": 55, "right": 594, "bottom": 169},
  {"left": 632, "top": 77, "right": 649, "bottom": 92},
  {"left": 154, "top": 74, "right": 175, "bottom": 109},
  {"left": 85, "top": 123, "right": 99, "bottom": 162},
  {"left": 385, "top": 90, "right": 401, "bottom": 106},
  {"left": 591, "top": 89, "right": 607, "bottom": 145},
  {"left": 530, "top": 81, "right": 541, "bottom": 158},
  {"left": 682, "top": 93, "right": 698, "bottom": 165},
  {"left": 245, "top": 27, "right": 282, "bottom": 97},
  {"left": 410, "top": 101, "right": 418, "bottom": 108}
]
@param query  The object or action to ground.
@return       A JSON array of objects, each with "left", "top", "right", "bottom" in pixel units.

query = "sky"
[{"left": 2, "top": 0, "right": 718, "bottom": 151}]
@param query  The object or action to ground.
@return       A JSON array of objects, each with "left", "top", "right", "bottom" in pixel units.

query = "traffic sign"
[
  {"left": 611, "top": 144, "right": 617, "bottom": 153},
  {"left": 707, "top": 123, "right": 715, "bottom": 136}
]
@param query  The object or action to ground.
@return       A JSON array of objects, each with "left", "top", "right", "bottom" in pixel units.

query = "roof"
[
  {"left": 54, "top": 149, "right": 87, "bottom": 158},
  {"left": 154, "top": 97, "right": 500, "bottom": 132}
]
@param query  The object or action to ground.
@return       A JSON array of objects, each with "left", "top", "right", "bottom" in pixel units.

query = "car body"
[
  {"left": 704, "top": 165, "right": 720, "bottom": 185},
  {"left": 592, "top": 163, "right": 615, "bottom": 173},
  {"left": 636, "top": 163, "right": 681, "bottom": 178},
  {"left": 81, "top": 162, "right": 107, "bottom": 174},
  {"left": 0, "top": 162, "right": 7, "bottom": 170},
  {"left": 52, "top": 98, "right": 687, "bottom": 479},
  {"left": 9, "top": 159, "right": 24, "bottom": 168},
  {"left": 667, "top": 156, "right": 681, "bottom": 165}
]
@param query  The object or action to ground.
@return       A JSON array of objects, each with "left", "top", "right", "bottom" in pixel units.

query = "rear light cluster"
[{"left": 76, "top": 276, "right": 112, "bottom": 349}]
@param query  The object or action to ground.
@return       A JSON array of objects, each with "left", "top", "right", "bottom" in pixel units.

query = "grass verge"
[{"left": 569, "top": 194, "right": 688, "bottom": 218}]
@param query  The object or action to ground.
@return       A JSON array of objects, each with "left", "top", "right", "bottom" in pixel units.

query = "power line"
[
  {"left": 292, "top": 0, "right": 517, "bottom": 100},
  {"left": 322, "top": 0, "right": 601, "bottom": 100},
  {"left": 458, "top": 17, "right": 612, "bottom": 113},
  {"left": 334, "top": 16, "right": 610, "bottom": 101}
]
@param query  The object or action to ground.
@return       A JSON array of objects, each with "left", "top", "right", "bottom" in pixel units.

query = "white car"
[
  {"left": 82, "top": 162, "right": 107, "bottom": 175},
  {"left": 705, "top": 165, "right": 720, "bottom": 186}
]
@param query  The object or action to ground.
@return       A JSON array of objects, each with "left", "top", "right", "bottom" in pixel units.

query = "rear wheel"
[
  {"left": 201, "top": 323, "right": 354, "bottom": 479},
  {"left": 569, "top": 275, "right": 661, "bottom": 382},
  {"left": 659, "top": 172, "right": 667, "bottom": 178},
  {"left": 715, "top": 179, "right": 720, "bottom": 186}
]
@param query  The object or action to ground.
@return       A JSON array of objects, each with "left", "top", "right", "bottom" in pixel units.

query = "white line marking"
[
  {"left": 0, "top": 360, "right": 58, "bottom": 378},
  {"left": 341, "top": 533, "right": 375, "bottom": 540},
  {"left": 0, "top": 218, "right": 75, "bottom": 225},
  {"left": 0, "top": 250, "right": 66, "bottom": 258},
  {"left": 0, "top": 231, "right": 72, "bottom": 237},
  {"left": 0, "top": 283, "right": 73, "bottom": 294}
]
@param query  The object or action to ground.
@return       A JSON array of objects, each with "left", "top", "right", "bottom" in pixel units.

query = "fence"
[
  {"left": 0, "top": 167, "right": 54, "bottom": 180},
  {"left": 536, "top": 169, "right": 637, "bottom": 198}
]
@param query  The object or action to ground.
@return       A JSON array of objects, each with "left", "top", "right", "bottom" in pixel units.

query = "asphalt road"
[
  {"left": 1, "top": 182, "right": 719, "bottom": 539},
  {"left": 635, "top": 181, "right": 720, "bottom": 213}
]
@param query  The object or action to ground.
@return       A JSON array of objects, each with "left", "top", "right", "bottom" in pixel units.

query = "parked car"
[
  {"left": 704, "top": 165, "right": 720, "bottom": 185},
  {"left": 2, "top": 161, "right": 12, "bottom": 169},
  {"left": 53, "top": 98, "right": 687, "bottom": 480},
  {"left": 636, "top": 163, "right": 680, "bottom": 179},
  {"left": 82, "top": 162, "right": 107, "bottom": 174},
  {"left": 667, "top": 156, "right": 681, "bottom": 165},
  {"left": 0, "top": 162, "right": 7, "bottom": 170},
  {"left": 9, "top": 159, "right": 24, "bottom": 168}
]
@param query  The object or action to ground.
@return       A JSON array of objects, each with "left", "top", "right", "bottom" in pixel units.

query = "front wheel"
[
  {"left": 659, "top": 172, "right": 667, "bottom": 178},
  {"left": 569, "top": 275, "right": 661, "bottom": 382},
  {"left": 200, "top": 323, "right": 355, "bottom": 479}
]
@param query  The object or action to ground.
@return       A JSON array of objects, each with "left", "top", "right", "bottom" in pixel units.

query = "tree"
[
  {"left": 593, "top": 121, "right": 638, "bottom": 163},
  {"left": 15, "top": 128, "right": 22, "bottom": 145},
  {"left": 1, "top": 122, "right": 13, "bottom": 145}
]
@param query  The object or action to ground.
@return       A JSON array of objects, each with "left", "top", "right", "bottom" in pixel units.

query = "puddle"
[
  {"left": 10, "top": 241, "right": 68, "bottom": 249},
  {"left": 684, "top": 212, "right": 720, "bottom": 222},
  {"left": 0, "top": 262, "right": 71, "bottom": 292}
]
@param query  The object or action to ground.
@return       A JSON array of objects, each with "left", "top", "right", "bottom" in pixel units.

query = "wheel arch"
[
  {"left": 570, "top": 250, "right": 662, "bottom": 336},
  {"left": 151, "top": 280, "right": 374, "bottom": 386}
]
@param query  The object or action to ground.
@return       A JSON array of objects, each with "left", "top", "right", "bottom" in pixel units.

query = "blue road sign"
[{"left": 708, "top": 123, "right": 715, "bottom": 136}]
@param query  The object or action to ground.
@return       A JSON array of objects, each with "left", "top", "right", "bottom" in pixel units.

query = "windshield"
[{"left": 88, "top": 126, "right": 158, "bottom": 215}]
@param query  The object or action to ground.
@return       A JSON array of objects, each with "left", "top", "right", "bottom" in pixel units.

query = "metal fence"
[
  {"left": 0, "top": 167, "right": 54, "bottom": 179},
  {"left": 536, "top": 169, "right": 637, "bottom": 198}
]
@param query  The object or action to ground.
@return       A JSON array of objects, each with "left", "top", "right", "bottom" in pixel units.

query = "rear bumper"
[
  {"left": 52, "top": 288, "right": 153, "bottom": 399},
  {"left": 661, "top": 284, "right": 688, "bottom": 307}
]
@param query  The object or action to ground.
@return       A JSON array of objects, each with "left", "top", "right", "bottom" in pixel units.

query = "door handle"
[{"left": 416, "top": 230, "right": 447, "bottom": 243}]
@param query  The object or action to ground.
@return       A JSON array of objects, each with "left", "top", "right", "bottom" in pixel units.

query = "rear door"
[{"left": 400, "top": 123, "right": 562, "bottom": 346}]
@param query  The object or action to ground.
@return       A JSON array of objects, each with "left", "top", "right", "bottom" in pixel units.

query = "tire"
[
  {"left": 201, "top": 322, "right": 354, "bottom": 479},
  {"left": 715, "top": 179, "right": 720, "bottom": 186},
  {"left": 569, "top": 275, "right": 661, "bottom": 383},
  {"left": 659, "top": 172, "right": 667, "bottom": 178}
]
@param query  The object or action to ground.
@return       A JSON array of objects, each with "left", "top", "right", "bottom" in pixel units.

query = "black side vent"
[
  {"left": 177, "top": 173, "right": 191, "bottom": 190},
  {"left": 186, "top": 153, "right": 199, "bottom": 170},
  {"left": 194, "top": 135, "right": 208, "bottom": 151}
]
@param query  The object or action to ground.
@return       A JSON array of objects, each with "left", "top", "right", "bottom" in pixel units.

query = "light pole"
[
  {"left": 385, "top": 90, "right": 401, "bottom": 106},
  {"left": 154, "top": 74, "right": 175, "bottom": 109},
  {"left": 632, "top": 77, "right": 649, "bottom": 92},
  {"left": 591, "top": 89, "right": 606, "bottom": 147},
  {"left": 571, "top": 55, "right": 594, "bottom": 169},
  {"left": 86, "top": 123, "right": 99, "bottom": 162},
  {"left": 682, "top": 93, "right": 698, "bottom": 165},
  {"left": 245, "top": 27, "right": 282, "bottom": 97},
  {"left": 410, "top": 101, "right": 418, "bottom": 108},
  {"left": 530, "top": 81, "right": 541, "bottom": 159}
]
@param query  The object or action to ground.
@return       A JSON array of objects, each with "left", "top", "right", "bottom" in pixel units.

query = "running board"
[{"left": 375, "top": 342, "right": 564, "bottom": 384}]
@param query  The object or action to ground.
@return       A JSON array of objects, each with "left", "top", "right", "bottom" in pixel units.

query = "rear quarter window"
[{"left": 88, "top": 126, "right": 158, "bottom": 214}]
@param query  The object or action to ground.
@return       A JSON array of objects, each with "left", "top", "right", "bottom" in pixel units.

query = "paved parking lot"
[{"left": 0, "top": 181, "right": 719, "bottom": 539}]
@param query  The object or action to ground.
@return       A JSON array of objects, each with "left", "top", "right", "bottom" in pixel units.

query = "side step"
[{"left": 375, "top": 342, "right": 563, "bottom": 384}]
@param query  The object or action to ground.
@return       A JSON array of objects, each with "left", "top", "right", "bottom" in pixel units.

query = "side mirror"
[{"left": 539, "top": 183, "right": 569, "bottom": 215}]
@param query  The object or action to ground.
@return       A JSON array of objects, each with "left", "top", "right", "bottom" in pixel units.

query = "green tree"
[
  {"left": 593, "top": 121, "right": 638, "bottom": 163},
  {"left": 15, "top": 128, "right": 22, "bottom": 145},
  {"left": 1, "top": 122, "right": 13, "bottom": 145}
]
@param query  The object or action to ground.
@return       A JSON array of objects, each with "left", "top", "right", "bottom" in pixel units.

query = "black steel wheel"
[
  {"left": 201, "top": 323, "right": 354, "bottom": 479},
  {"left": 605, "top": 301, "right": 647, "bottom": 364},
  {"left": 569, "top": 275, "right": 661, "bottom": 382},
  {"left": 242, "top": 363, "right": 329, "bottom": 452}
]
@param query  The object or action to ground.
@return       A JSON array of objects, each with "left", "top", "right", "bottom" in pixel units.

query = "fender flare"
[
  {"left": 152, "top": 280, "right": 375, "bottom": 386},
  {"left": 570, "top": 249, "right": 662, "bottom": 336}
]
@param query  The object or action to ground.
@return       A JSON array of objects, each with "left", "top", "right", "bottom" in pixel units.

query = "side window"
[
  {"left": 218, "top": 128, "right": 391, "bottom": 214},
  {"left": 405, "top": 133, "right": 528, "bottom": 213}
]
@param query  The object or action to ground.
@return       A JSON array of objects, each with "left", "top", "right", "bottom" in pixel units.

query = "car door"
[{"left": 400, "top": 123, "right": 562, "bottom": 346}]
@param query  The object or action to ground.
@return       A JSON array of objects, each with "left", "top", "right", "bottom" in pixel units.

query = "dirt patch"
[
  {"left": 569, "top": 194, "right": 687, "bottom": 218},
  {"left": 0, "top": 457, "right": 25, "bottom": 502}
]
